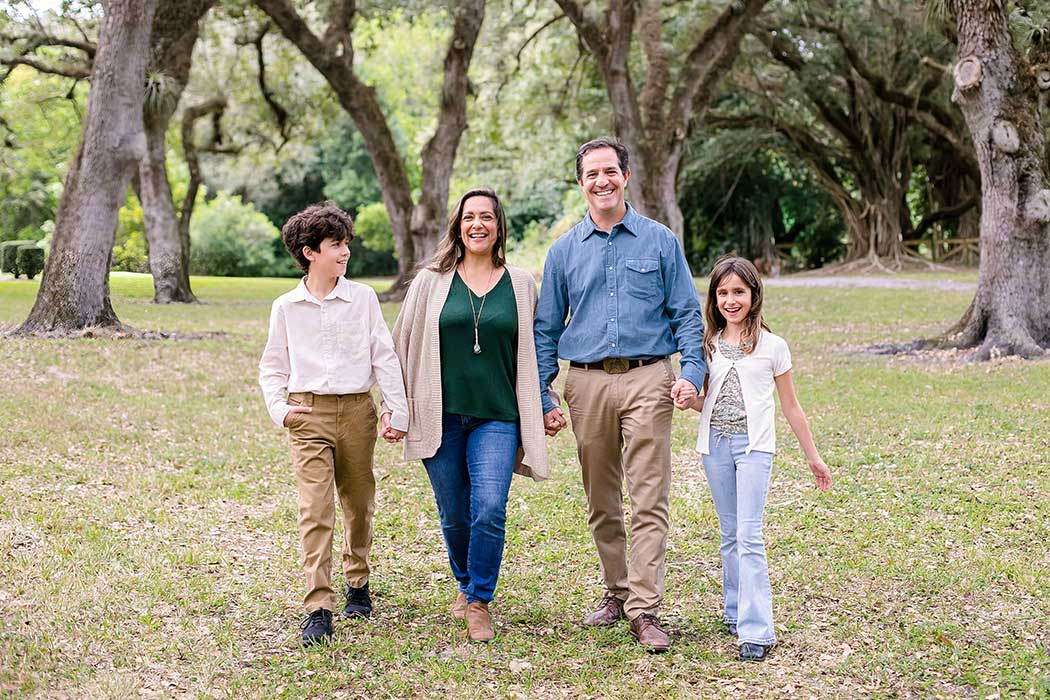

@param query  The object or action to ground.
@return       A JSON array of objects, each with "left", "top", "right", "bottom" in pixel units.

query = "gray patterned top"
[{"left": 711, "top": 336, "right": 748, "bottom": 434}]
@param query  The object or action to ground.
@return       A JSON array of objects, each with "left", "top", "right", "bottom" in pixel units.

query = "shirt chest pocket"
[
  {"left": 624, "top": 258, "right": 661, "bottom": 299},
  {"left": 335, "top": 316, "right": 370, "bottom": 362}
]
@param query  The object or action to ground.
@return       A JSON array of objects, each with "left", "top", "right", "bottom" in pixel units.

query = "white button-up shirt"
[{"left": 259, "top": 276, "right": 409, "bottom": 431}]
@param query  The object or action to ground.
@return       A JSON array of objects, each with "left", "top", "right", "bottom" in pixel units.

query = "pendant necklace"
[{"left": 464, "top": 266, "right": 495, "bottom": 355}]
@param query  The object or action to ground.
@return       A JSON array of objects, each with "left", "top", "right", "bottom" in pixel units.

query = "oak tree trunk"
[
  {"left": 16, "top": 0, "right": 157, "bottom": 334},
  {"left": 936, "top": 1, "right": 1050, "bottom": 358},
  {"left": 138, "top": 0, "right": 215, "bottom": 304}
]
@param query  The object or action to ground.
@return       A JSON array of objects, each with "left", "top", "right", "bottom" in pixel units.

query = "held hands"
[
  {"left": 283, "top": 405, "right": 312, "bottom": 427},
  {"left": 543, "top": 407, "right": 567, "bottom": 437},
  {"left": 379, "top": 412, "right": 406, "bottom": 444},
  {"left": 670, "top": 378, "right": 698, "bottom": 410},
  {"left": 809, "top": 456, "right": 832, "bottom": 492}
]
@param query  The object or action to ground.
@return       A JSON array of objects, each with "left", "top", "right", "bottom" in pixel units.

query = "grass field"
[{"left": 0, "top": 271, "right": 1047, "bottom": 699}]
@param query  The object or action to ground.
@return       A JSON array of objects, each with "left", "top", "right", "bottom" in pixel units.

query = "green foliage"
[
  {"left": 1, "top": 239, "right": 34, "bottom": 277},
  {"left": 190, "top": 193, "right": 281, "bottom": 277},
  {"left": 0, "top": 69, "right": 84, "bottom": 241},
  {"left": 354, "top": 201, "right": 395, "bottom": 254},
  {"left": 251, "top": 120, "right": 398, "bottom": 277},
  {"left": 15, "top": 243, "right": 44, "bottom": 280},
  {"left": 320, "top": 123, "right": 383, "bottom": 209},
  {"left": 112, "top": 196, "right": 150, "bottom": 273},
  {"left": 680, "top": 130, "right": 845, "bottom": 271}
]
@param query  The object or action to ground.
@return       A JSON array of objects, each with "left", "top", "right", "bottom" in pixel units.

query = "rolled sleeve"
[{"left": 368, "top": 290, "right": 410, "bottom": 431}]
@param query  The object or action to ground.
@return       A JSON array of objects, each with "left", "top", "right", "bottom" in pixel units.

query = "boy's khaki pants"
[{"left": 287, "top": 392, "right": 377, "bottom": 613}]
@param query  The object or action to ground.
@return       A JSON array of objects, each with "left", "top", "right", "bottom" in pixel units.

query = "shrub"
[
  {"left": 1, "top": 239, "right": 34, "bottom": 277},
  {"left": 354, "top": 202, "right": 395, "bottom": 254},
  {"left": 112, "top": 197, "right": 150, "bottom": 273},
  {"left": 16, "top": 244, "right": 44, "bottom": 280},
  {"left": 190, "top": 193, "right": 280, "bottom": 277}
]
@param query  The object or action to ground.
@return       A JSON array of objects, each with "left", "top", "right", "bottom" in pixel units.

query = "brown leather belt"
[{"left": 569, "top": 357, "right": 665, "bottom": 374}]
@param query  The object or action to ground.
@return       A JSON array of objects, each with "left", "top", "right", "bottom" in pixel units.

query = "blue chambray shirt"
[{"left": 534, "top": 204, "right": 706, "bottom": 413}]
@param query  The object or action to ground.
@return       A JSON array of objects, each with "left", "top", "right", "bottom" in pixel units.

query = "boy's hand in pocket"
[{"left": 283, "top": 405, "right": 312, "bottom": 427}]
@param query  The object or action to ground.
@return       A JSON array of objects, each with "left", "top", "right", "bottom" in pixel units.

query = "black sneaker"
[
  {"left": 300, "top": 609, "right": 333, "bottom": 647},
  {"left": 739, "top": 642, "right": 769, "bottom": 662},
  {"left": 343, "top": 582, "right": 372, "bottom": 618}
]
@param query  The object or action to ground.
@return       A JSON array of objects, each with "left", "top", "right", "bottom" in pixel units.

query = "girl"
[{"left": 687, "top": 255, "right": 831, "bottom": 662}]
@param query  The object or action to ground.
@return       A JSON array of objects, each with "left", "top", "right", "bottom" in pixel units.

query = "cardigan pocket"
[{"left": 406, "top": 398, "right": 424, "bottom": 442}]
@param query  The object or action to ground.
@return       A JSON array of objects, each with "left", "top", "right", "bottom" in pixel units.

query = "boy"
[{"left": 259, "top": 201, "right": 408, "bottom": 646}]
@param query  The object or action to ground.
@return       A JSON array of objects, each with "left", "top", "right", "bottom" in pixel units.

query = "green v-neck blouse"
[{"left": 438, "top": 271, "right": 519, "bottom": 421}]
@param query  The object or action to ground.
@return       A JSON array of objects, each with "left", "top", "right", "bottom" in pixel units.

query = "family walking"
[{"left": 258, "top": 137, "right": 832, "bottom": 661}]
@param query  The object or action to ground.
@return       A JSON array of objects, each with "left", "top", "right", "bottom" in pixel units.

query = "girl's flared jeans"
[{"left": 701, "top": 431, "right": 777, "bottom": 646}]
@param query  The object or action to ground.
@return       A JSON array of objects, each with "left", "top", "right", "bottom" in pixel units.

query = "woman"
[{"left": 392, "top": 187, "right": 549, "bottom": 642}]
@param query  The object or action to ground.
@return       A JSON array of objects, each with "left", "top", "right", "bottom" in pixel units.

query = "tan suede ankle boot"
[
  {"left": 466, "top": 601, "right": 494, "bottom": 642},
  {"left": 451, "top": 592, "right": 468, "bottom": 620}
]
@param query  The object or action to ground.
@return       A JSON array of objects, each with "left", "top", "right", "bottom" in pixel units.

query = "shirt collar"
[
  {"left": 579, "top": 203, "right": 640, "bottom": 240},
  {"left": 290, "top": 276, "right": 353, "bottom": 304}
]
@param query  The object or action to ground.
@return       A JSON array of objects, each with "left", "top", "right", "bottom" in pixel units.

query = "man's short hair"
[
  {"left": 575, "top": 137, "right": 629, "bottom": 181},
  {"left": 281, "top": 201, "right": 355, "bottom": 272}
]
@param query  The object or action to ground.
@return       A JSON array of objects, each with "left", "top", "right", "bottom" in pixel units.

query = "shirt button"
[
  {"left": 607, "top": 241, "right": 612, "bottom": 246},
  {"left": 608, "top": 266, "right": 613, "bottom": 270},
  {"left": 609, "top": 292, "right": 614, "bottom": 296}
]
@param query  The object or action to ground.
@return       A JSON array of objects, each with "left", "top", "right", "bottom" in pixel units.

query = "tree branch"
[
  {"left": 552, "top": 0, "right": 607, "bottom": 63},
  {"left": 0, "top": 56, "right": 91, "bottom": 81},
  {"left": 913, "top": 197, "right": 977, "bottom": 239},
  {"left": 670, "top": 0, "right": 770, "bottom": 132},
  {"left": 179, "top": 96, "right": 227, "bottom": 231},
  {"left": 243, "top": 22, "right": 290, "bottom": 146},
  {"left": 638, "top": 0, "right": 670, "bottom": 133}
]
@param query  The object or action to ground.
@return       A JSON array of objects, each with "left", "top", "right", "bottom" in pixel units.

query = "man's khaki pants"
[
  {"left": 564, "top": 359, "right": 675, "bottom": 620},
  {"left": 287, "top": 392, "right": 377, "bottom": 613}
]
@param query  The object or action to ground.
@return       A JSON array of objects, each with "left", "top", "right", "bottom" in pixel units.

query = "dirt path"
[{"left": 764, "top": 275, "right": 976, "bottom": 292}]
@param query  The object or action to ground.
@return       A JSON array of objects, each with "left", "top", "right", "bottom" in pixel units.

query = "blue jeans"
[
  {"left": 422, "top": 413, "right": 520, "bottom": 604},
  {"left": 702, "top": 431, "right": 776, "bottom": 646}
]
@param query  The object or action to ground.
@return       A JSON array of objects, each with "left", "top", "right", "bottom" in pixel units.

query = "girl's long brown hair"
[
  {"left": 703, "top": 255, "right": 770, "bottom": 359},
  {"left": 428, "top": 187, "right": 508, "bottom": 273}
]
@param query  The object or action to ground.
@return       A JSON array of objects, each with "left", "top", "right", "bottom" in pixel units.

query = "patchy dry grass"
[{"left": 0, "top": 270, "right": 1047, "bottom": 699}]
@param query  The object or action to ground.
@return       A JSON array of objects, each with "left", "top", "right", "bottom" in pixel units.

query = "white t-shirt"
[{"left": 696, "top": 329, "right": 792, "bottom": 455}]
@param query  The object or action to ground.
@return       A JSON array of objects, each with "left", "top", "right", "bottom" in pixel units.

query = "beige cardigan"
[{"left": 391, "top": 264, "right": 550, "bottom": 481}]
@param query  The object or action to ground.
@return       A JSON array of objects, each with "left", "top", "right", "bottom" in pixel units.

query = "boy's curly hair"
[{"left": 281, "top": 201, "right": 355, "bottom": 272}]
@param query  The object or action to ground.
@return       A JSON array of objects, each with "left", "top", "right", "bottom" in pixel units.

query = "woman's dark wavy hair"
[
  {"left": 281, "top": 200, "right": 355, "bottom": 272},
  {"left": 703, "top": 255, "right": 769, "bottom": 359},
  {"left": 428, "top": 187, "right": 508, "bottom": 273}
]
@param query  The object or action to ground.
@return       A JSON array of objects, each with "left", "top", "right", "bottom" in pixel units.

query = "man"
[{"left": 534, "top": 137, "right": 705, "bottom": 652}]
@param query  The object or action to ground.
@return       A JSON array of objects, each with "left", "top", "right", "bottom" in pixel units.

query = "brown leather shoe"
[
  {"left": 451, "top": 592, "right": 468, "bottom": 620},
  {"left": 466, "top": 601, "right": 494, "bottom": 642},
  {"left": 629, "top": 613, "right": 671, "bottom": 652},
  {"left": 582, "top": 594, "right": 625, "bottom": 626}
]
